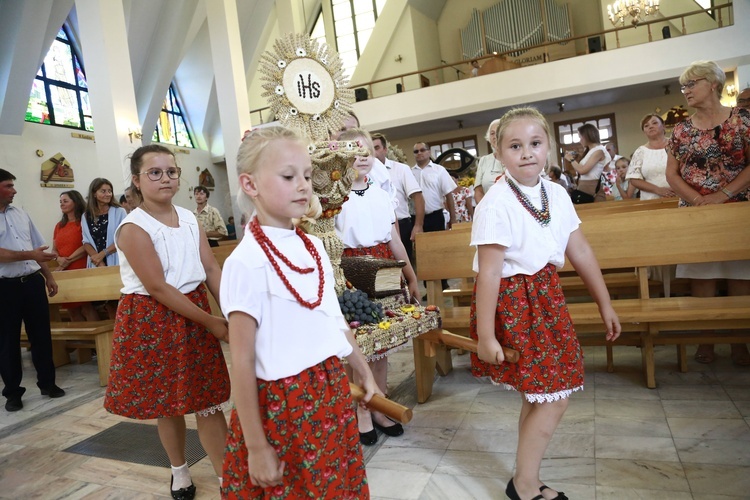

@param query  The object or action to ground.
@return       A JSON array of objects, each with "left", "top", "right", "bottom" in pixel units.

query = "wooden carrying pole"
[
  {"left": 420, "top": 329, "right": 520, "bottom": 363},
  {"left": 349, "top": 384, "right": 413, "bottom": 424}
]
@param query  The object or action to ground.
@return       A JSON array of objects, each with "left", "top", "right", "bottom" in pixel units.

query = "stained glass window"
[
  {"left": 26, "top": 26, "right": 93, "bottom": 131},
  {"left": 152, "top": 85, "right": 194, "bottom": 148}
]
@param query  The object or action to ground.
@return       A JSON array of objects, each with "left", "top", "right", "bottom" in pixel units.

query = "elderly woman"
[
  {"left": 666, "top": 60, "right": 750, "bottom": 366},
  {"left": 474, "top": 119, "right": 504, "bottom": 203},
  {"left": 564, "top": 123, "right": 611, "bottom": 203},
  {"left": 627, "top": 114, "right": 675, "bottom": 199}
]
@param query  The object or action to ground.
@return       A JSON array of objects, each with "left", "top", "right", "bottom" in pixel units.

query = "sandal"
[
  {"left": 694, "top": 345, "right": 715, "bottom": 364},
  {"left": 731, "top": 344, "right": 750, "bottom": 366},
  {"left": 540, "top": 485, "right": 568, "bottom": 500}
]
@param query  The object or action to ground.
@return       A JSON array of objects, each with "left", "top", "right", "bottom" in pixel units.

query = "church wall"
[{"left": 0, "top": 123, "right": 229, "bottom": 244}]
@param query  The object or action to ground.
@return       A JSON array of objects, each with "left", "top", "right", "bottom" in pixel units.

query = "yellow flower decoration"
[
  {"left": 400, "top": 305, "right": 415, "bottom": 313},
  {"left": 378, "top": 320, "right": 392, "bottom": 330}
]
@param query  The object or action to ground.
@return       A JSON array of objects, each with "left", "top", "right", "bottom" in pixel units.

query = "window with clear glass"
[
  {"left": 26, "top": 26, "right": 93, "bottom": 131},
  {"left": 331, "top": 0, "right": 386, "bottom": 78},
  {"left": 554, "top": 113, "right": 617, "bottom": 167},
  {"left": 152, "top": 85, "right": 195, "bottom": 148}
]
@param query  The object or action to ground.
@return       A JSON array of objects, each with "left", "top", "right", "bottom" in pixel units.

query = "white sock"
[
  {"left": 171, "top": 463, "right": 192, "bottom": 490},
  {"left": 218, "top": 476, "right": 223, "bottom": 487}
]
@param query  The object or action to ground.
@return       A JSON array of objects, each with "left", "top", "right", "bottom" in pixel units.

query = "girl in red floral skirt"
[
  {"left": 219, "top": 126, "right": 378, "bottom": 499},
  {"left": 104, "top": 145, "right": 230, "bottom": 500},
  {"left": 470, "top": 108, "right": 621, "bottom": 500},
  {"left": 335, "top": 128, "right": 419, "bottom": 447}
]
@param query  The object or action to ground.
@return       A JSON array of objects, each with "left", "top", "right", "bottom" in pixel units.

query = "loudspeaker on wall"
[
  {"left": 354, "top": 88, "right": 368, "bottom": 102},
  {"left": 662, "top": 26, "right": 671, "bottom": 39},
  {"left": 587, "top": 36, "right": 602, "bottom": 53}
]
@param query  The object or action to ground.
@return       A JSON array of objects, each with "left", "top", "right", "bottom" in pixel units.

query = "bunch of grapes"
[{"left": 338, "top": 289, "right": 384, "bottom": 325}]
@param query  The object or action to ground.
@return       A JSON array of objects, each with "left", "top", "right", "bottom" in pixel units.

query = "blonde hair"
[
  {"left": 338, "top": 128, "right": 374, "bottom": 155},
  {"left": 495, "top": 107, "right": 555, "bottom": 155},
  {"left": 235, "top": 126, "right": 308, "bottom": 214},
  {"left": 680, "top": 60, "right": 725, "bottom": 99}
]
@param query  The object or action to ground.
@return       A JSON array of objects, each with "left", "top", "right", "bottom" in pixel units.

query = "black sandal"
[
  {"left": 506, "top": 478, "right": 544, "bottom": 500},
  {"left": 540, "top": 484, "right": 568, "bottom": 500},
  {"left": 170, "top": 476, "right": 196, "bottom": 500}
]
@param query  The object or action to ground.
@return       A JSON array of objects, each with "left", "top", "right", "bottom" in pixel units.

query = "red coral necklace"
[{"left": 250, "top": 217, "right": 324, "bottom": 309}]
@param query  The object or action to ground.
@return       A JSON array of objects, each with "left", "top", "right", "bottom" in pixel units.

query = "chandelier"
[{"left": 607, "top": 0, "right": 660, "bottom": 26}]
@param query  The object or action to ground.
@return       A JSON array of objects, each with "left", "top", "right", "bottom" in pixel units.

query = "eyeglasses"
[
  {"left": 413, "top": 148, "right": 428, "bottom": 154},
  {"left": 680, "top": 78, "right": 706, "bottom": 93},
  {"left": 138, "top": 167, "right": 181, "bottom": 181}
]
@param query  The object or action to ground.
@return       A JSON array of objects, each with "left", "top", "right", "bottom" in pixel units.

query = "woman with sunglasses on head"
[
  {"left": 104, "top": 145, "right": 230, "bottom": 499},
  {"left": 666, "top": 60, "right": 750, "bottom": 366}
]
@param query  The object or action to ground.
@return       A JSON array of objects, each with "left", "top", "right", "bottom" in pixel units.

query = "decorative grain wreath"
[{"left": 259, "top": 33, "right": 354, "bottom": 141}]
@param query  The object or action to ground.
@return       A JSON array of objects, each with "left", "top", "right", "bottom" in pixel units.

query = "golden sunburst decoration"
[{"left": 259, "top": 33, "right": 354, "bottom": 141}]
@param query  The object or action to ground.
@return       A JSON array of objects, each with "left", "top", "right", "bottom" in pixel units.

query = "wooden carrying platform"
[{"left": 413, "top": 202, "right": 750, "bottom": 402}]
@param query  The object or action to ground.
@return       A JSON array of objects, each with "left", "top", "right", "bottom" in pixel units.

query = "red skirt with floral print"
[
  {"left": 342, "top": 241, "right": 392, "bottom": 259},
  {"left": 470, "top": 264, "right": 583, "bottom": 401},
  {"left": 221, "top": 357, "right": 368, "bottom": 499},
  {"left": 104, "top": 285, "right": 230, "bottom": 419}
]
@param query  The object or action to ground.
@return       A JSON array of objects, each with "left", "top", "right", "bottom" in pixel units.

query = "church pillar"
[
  {"left": 206, "top": 0, "right": 253, "bottom": 227},
  {"left": 75, "top": 0, "right": 141, "bottom": 188}
]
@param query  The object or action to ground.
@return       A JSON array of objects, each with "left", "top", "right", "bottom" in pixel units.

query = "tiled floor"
[{"left": 1, "top": 342, "right": 749, "bottom": 499}]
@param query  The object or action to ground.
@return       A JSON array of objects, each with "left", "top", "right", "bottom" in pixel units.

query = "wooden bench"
[
  {"left": 413, "top": 203, "right": 750, "bottom": 402},
  {"left": 440, "top": 198, "right": 683, "bottom": 305},
  {"left": 21, "top": 266, "right": 122, "bottom": 386},
  {"left": 21, "top": 240, "right": 233, "bottom": 387}
]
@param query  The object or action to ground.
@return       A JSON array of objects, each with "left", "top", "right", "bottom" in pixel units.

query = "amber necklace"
[
  {"left": 506, "top": 177, "right": 551, "bottom": 227},
  {"left": 250, "top": 217, "right": 324, "bottom": 309}
]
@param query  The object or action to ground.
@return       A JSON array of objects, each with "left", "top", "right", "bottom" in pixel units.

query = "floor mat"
[{"left": 63, "top": 421, "right": 207, "bottom": 467}]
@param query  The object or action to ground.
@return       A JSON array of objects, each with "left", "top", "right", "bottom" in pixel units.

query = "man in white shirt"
[
  {"left": 0, "top": 169, "right": 64, "bottom": 412},
  {"left": 411, "top": 143, "right": 457, "bottom": 289},
  {"left": 372, "top": 133, "right": 424, "bottom": 264}
]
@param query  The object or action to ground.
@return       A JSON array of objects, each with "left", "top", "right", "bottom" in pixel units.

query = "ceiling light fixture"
[{"left": 607, "top": 0, "right": 660, "bottom": 27}]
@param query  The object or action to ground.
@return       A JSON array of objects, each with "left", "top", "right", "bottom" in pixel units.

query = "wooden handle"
[
  {"left": 421, "top": 329, "right": 520, "bottom": 363},
  {"left": 349, "top": 383, "right": 413, "bottom": 424}
]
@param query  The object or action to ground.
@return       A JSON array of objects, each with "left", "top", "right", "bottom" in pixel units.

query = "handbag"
[
  {"left": 570, "top": 189, "right": 595, "bottom": 204},
  {"left": 570, "top": 175, "right": 601, "bottom": 205}
]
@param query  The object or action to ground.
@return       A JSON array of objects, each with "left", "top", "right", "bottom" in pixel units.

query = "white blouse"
[
  {"left": 116, "top": 206, "right": 206, "bottom": 294},
  {"left": 474, "top": 154, "right": 505, "bottom": 195},
  {"left": 577, "top": 145, "right": 611, "bottom": 181},
  {"left": 626, "top": 145, "right": 670, "bottom": 200},
  {"left": 335, "top": 183, "right": 395, "bottom": 248},
  {"left": 472, "top": 174, "right": 580, "bottom": 277},
  {"left": 221, "top": 225, "right": 352, "bottom": 381}
]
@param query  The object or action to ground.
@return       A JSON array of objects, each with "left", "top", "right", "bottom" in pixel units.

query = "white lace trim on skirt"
[{"left": 196, "top": 401, "right": 229, "bottom": 417}]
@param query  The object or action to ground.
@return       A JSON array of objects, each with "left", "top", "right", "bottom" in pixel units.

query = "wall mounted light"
[{"left": 128, "top": 128, "right": 143, "bottom": 143}]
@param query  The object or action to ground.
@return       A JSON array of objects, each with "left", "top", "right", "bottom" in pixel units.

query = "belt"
[{"left": 0, "top": 269, "right": 41, "bottom": 283}]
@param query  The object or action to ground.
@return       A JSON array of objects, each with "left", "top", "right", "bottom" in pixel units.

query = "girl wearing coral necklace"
[
  {"left": 219, "top": 126, "right": 378, "bottom": 499},
  {"left": 471, "top": 108, "right": 621, "bottom": 500}
]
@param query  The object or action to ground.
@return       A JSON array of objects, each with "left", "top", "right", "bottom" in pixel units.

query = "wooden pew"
[
  {"left": 22, "top": 242, "right": 234, "bottom": 386},
  {"left": 441, "top": 197, "right": 683, "bottom": 305},
  {"left": 22, "top": 266, "right": 122, "bottom": 386},
  {"left": 413, "top": 203, "right": 750, "bottom": 402}
]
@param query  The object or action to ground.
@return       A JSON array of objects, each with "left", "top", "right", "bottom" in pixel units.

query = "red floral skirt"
[
  {"left": 221, "top": 357, "right": 368, "bottom": 499},
  {"left": 470, "top": 264, "right": 583, "bottom": 402},
  {"left": 342, "top": 241, "right": 393, "bottom": 259},
  {"left": 104, "top": 285, "right": 230, "bottom": 419}
]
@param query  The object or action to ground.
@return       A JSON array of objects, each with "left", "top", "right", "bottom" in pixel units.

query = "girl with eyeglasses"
[
  {"left": 104, "top": 144, "right": 230, "bottom": 499},
  {"left": 666, "top": 60, "right": 750, "bottom": 366}
]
